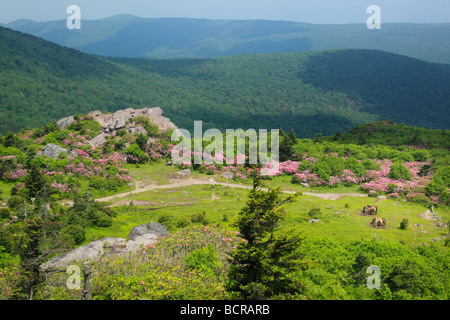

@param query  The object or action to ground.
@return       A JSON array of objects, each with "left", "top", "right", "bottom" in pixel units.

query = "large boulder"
[
  {"left": 43, "top": 222, "right": 170, "bottom": 269},
  {"left": 126, "top": 222, "right": 169, "bottom": 251},
  {"left": 127, "top": 222, "right": 169, "bottom": 241},
  {"left": 39, "top": 144, "right": 76, "bottom": 159},
  {"left": 42, "top": 237, "right": 128, "bottom": 269}
]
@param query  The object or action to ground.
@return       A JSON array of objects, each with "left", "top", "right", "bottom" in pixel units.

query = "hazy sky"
[{"left": 0, "top": 0, "right": 449, "bottom": 24}]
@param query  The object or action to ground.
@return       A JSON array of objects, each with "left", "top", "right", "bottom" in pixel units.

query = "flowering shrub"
[
  {"left": 91, "top": 226, "right": 243, "bottom": 300},
  {"left": 0, "top": 265, "right": 22, "bottom": 300},
  {"left": 50, "top": 180, "right": 71, "bottom": 194}
]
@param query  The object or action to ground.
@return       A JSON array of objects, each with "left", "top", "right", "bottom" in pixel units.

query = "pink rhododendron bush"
[{"left": 174, "top": 147, "right": 447, "bottom": 205}]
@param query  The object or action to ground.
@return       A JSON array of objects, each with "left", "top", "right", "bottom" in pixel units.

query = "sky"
[{"left": 0, "top": 0, "right": 449, "bottom": 24}]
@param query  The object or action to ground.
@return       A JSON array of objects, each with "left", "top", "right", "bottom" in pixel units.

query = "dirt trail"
[{"left": 91, "top": 176, "right": 368, "bottom": 204}]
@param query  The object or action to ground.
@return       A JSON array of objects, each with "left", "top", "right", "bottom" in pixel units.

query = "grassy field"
[{"left": 83, "top": 162, "right": 450, "bottom": 249}]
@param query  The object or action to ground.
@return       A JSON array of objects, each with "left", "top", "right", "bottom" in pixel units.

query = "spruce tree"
[
  {"left": 24, "top": 162, "right": 47, "bottom": 200},
  {"left": 225, "top": 168, "right": 310, "bottom": 299}
]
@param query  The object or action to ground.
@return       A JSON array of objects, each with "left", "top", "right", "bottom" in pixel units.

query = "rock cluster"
[{"left": 56, "top": 107, "right": 179, "bottom": 146}]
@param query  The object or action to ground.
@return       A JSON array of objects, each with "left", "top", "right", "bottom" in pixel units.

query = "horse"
[
  {"left": 363, "top": 205, "right": 377, "bottom": 215},
  {"left": 372, "top": 216, "right": 386, "bottom": 227}
]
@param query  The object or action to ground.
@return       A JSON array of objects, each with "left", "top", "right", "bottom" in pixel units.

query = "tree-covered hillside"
[
  {"left": 329, "top": 120, "right": 450, "bottom": 150},
  {"left": 0, "top": 26, "right": 449, "bottom": 138}
]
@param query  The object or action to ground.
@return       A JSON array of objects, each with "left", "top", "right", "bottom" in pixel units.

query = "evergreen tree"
[
  {"left": 288, "top": 129, "right": 297, "bottom": 147},
  {"left": 11, "top": 214, "right": 70, "bottom": 299},
  {"left": 24, "top": 162, "right": 47, "bottom": 200},
  {"left": 279, "top": 128, "right": 297, "bottom": 162},
  {"left": 225, "top": 168, "right": 310, "bottom": 299}
]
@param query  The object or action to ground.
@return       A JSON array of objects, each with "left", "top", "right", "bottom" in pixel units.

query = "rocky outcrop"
[
  {"left": 42, "top": 222, "right": 169, "bottom": 269},
  {"left": 56, "top": 107, "right": 179, "bottom": 146},
  {"left": 87, "top": 107, "right": 178, "bottom": 136}
]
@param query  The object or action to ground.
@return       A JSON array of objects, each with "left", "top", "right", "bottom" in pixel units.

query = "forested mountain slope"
[{"left": 1, "top": 26, "right": 449, "bottom": 137}]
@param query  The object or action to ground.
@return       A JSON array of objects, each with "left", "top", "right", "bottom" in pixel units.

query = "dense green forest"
[
  {"left": 328, "top": 120, "right": 450, "bottom": 150},
  {"left": 0, "top": 26, "right": 449, "bottom": 137}
]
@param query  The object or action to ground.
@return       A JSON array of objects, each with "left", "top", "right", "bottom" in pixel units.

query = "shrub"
[
  {"left": 388, "top": 162, "right": 413, "bottom": 181},
  {"left": 387, "top": 183, "right": 398, "bottom": 194},
  {"left": 362, "top": 159, "right": 381, "bottom": 171},
  {"left": 185, "top": 244, "right": 222, "bottom": 277},
  {"left": 412, "top": 149, "right": 430, "bottom": 162},
  {"left": 96, "top": 214, "right": 112, "bottom": 228},
  {"left": 345, "top": 157, "right": 366, "bottom": 177},
  {"left": 407, "top": 193, "right": 432, "bottom": 206},
  {"left": 191, "top": 211, "right": 209, "bottom": 225},
  {"left": 176, "top": 217, "right": 191, "bottom": 228},
  {"left": 425, "top": 179, "right": 448, "bottom": 203},
  {"left": 0, "top": 208, "right": 11, "bottom": 220},
  {"left": 312, "top": 162, "right": 331, "bottom": 181},
  {"left": 125, "top": 143, "right": 149, "bottom": 164},
  {"left": 61, "top": 224, "right": 86, "bottom": 245},
  {"left": 400, "top": 219, "right": 409, "bottom": 230},
  {"left": 158, "top": 214, "right": 175, "bottom": 230},
  {"left": 308, "top": 207, "right": 322, "bottom": 218},
  {"left": 434, "top": 166, "right": 450, "bottom": 188},
  {"left": 7, "top": 195, "right": 25, "bottom": 210}
]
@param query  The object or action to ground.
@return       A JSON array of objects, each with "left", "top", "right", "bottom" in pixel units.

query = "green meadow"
[{"left": 83, "top": 162, "right": 450, "bottom": 248}]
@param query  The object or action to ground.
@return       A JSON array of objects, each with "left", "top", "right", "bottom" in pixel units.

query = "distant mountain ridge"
[{"left": 6, "top": 15, "right": 450, "bottom": 63}]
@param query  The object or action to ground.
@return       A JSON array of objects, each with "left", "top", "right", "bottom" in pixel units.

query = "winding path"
[{"left": 93, "top": 176, "right": 368, "bottom": 204}]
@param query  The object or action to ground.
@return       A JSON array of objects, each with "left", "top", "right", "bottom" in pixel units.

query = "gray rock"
[
  {"left": 126, "top": 234, "right": 158, "bottom": 252},
  {"left": 128, "top": 222, "right": 169, "bottom": 241},
  {"left": 43, "top": 222, "right": 169, "bottom": 269},
  {"left": 221, "top": 172, "right": 234, "bottom": 180},
  {"left": 211, "top": 194, "right": 220, "bottom": 201},
  {"left": 175, "top": 169, "right": 191, "bottom": 176},
  {"left": 41, "top": 144, "right": 69, "bottom": 159},
  {"left": 42, "top": 237, "right": 127, "bottom": 269},
  {"left": 57, "top": 116, "right": 74, "bottom": 129},
  {"left": 88, "top": 132, "right": 107, "bottom": 146},
  {"left": 146, "top": 222, "right": 170, "bottom": 237},
  {"left": 128, "top": 224, "right": 151, "bottom": 241},
  {"left": 308, "top": 219, "right": 320, "bottom": 224},
  {"left": 83, "top": 107, "right": 180, "bottom": 145},
  {"left": 300, "top": 183, "right": 310, "bottom": 188}
]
